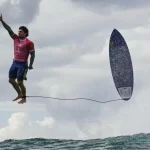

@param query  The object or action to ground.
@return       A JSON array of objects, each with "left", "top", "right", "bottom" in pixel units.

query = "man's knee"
[
  {"left": 17, "top": 79, "right": 23, "bottom": 86},
  {"left": 9, "top": 78, "right": 16, "bottom": 85}
]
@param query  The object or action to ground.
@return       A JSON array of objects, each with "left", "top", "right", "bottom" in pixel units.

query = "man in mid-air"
[{"left": 0, "top": 14, "right": 35, "bottom": 104}]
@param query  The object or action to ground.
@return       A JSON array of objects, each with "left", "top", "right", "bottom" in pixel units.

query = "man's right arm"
[{"left": 1, "top": 20, "right": 15, "bottom": 37}]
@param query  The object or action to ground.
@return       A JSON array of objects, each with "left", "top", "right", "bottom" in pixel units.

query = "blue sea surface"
[{"left": 0, "top": 133, "right": 150, "bottom": 150}]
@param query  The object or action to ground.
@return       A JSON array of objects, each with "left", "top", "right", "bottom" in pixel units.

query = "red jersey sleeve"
[
  {"left": 11, "top": 34, "right": 19, "bottom": 40},
  {"left": 28, "top": 41, "right": 35, "bottom": 52}
]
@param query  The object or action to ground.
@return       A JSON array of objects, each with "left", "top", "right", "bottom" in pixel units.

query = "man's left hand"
[{"left": 28, "top": 65, "right": 33, "bottom": 70}]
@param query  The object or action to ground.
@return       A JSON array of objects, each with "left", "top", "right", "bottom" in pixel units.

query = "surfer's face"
[{"left": 18, "top": 29, "right": 26, "bottom": 38}]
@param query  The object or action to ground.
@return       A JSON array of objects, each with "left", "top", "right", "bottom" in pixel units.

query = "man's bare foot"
[
  {"left": 12, "top": 95, "right": 22, "bottom": 101},
  {"left": 18, "top": 98, "right": 26, "bottom": 104}
]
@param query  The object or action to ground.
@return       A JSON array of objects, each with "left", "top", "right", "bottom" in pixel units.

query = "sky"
[{"left": 0, "top": 0, "right": 150, "bottom": 141}]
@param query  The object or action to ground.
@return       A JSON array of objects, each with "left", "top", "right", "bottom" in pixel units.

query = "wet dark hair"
[{"left": 19, "top": 26, "right": 29, "bottom": 37}]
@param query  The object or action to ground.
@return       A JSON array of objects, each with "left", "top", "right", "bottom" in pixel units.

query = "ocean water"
[{"left": 0, "top": 133, "right": 150, "bottom": 150}]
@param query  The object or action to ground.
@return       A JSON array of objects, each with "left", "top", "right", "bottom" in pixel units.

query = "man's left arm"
[
  {"left": 28, "top": 42, "right": 35, "bottom": 70},
  {"left": 29, "top": 51, "right": 35, "bottom": 69}
]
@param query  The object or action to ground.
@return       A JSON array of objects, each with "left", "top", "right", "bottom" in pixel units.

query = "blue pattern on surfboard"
[{"left": 109, "top": 29, "right": 134, "bottom": 99}]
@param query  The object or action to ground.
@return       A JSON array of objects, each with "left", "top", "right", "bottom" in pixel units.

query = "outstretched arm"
[{"left": 0, "top": 14, "right": 15, "bottom": 37}]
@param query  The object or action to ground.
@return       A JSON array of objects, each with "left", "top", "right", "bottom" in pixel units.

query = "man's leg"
[
  {"left": 16, "top": 62, "right": 28, "bottom": 104},
  {"left": 17, "top": 79, "right": 26, "bottom": 104},
  {"left": 9, "top": 61, "right": 22, "bottom": 101},
  {"left": 9, "top": 78, "right": 22, "bottom": 101}
]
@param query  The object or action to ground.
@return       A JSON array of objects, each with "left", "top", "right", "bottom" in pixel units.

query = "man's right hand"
[
  {"left": 0, "top": 14, "right": 15, "bottom": 37},
  {"left": 0, "top": 14, "right": 3, "bottom": 21}
]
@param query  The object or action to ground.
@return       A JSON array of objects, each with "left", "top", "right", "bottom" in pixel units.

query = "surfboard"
[{"left": 109, "top": 29, "right": 134, "bottom": 100}]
